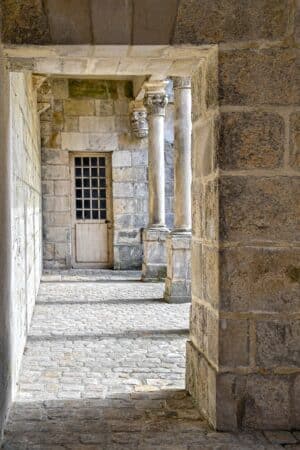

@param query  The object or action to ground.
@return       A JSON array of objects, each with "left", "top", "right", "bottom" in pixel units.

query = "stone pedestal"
[
  {"left": 142, "top": 227, "right": 169, "bottom": 281},
  {"left": 164, "top": 231, "right": 191, "bottom": 302}
]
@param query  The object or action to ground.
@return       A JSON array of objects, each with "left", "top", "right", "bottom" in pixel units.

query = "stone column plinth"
[
  {"left": 164, "top": 77, "right": 192, "bottom": 302},
  {"left": 142, "top": 81, "right": 168, "bottom": 281},
  {"left": 164, "top": 233, "right": 191, "bottom": 302}
]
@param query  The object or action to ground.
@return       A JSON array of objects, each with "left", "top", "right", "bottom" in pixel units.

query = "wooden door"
[{"left": 71, "top": 154, "right": 113, "bottom": 268}]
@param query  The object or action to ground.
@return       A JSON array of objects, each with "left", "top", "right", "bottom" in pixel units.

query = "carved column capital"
[
  {"left": 130, "top": 101, "right": 148, "bottom": 138},
  {"left": 143, "top": 81, "right": 168, "bottom": 116},
  {"left": 173, "top": 77, "right": 192, "bottom": 90}
]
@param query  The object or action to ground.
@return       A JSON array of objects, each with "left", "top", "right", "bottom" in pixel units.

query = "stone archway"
[{"left": 0, "top": 1, "right": 299, "bottom": 431}]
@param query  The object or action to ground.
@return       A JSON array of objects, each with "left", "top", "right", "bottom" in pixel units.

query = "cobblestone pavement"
[{"left": 2, "top": 271, "right": 299, "bottom": 449}]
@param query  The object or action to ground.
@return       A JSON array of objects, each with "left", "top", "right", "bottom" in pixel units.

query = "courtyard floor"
[{"left": 2, "top": 271, "right": 299, "bottom": 449}]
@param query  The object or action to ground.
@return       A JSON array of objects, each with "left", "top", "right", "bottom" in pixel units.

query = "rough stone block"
[
  {"left": 256, "top": 320, "right": 300, "bottom": 367},
  {"left": 79, "top": 116, "right": 115, "bottom": 133},
  {"left": 115, "top": 230, "right": 141, "bottom": 245},
  {"left": 219, "top": 176, "right": 300, "bottom": 243},
  {"left": 290, "top": 112, "right": 300, "bottom": 170},
  {"left": 216, "top": 373, "right": 291, "bottom": 430},
  {"left": 186, "top": 340, "right": 217, "bottom": 427},
  {"left": 54, "top": 243, "right": 68, "bottom": 260},
  {"left": 219, "top": 247, "right": 300, "bottom": 313},
  {"left": 43, "top": 243, "right": 54, "bottom": 260},
  {"left": 63, "top": 99, "right": 95, "bottom": 116},
  {"left": 113, "top": 198, "right": 137, "bottom": 214},
  {"left": 43, "top": 212, "right": 70, "bottom": 227},
  {"left": 112, "top": 151, "right": 132, "bottom": 168},
  {"left": 133, "top": 183, "right": 148, "bottom": 198},
  {"left": 64, "top": 116, "right": 79, "bottom": 132},
  {"left": 112, "top": 182, "right": 134, "bottom": 198},
  {"left": 51, "top": 79, "right": 69, "bottom": 99},
  {"left": 89, "top": 133, "right": 118, "bottom": 151},
  {"left": 164, "top": 278, "right": 191, "bottom": 303},
  {"left": 190, "top": 302, "right": 219, "bottom": 366},
  {"left": 174, "top": 0, "right": 290, "bottom": 44},
  {"left": 113, "top": 167, "right": 147, "bottom": 183},
  {"left": 69, "top": 79, "right": 118, "bottom": 99},
  {"left": 43, "top": 196, "right": 70, "bottom": 212},
  {"left": 114, "top": 99, "right": 130, "bottom": 115},
  {"left": 219, "top": 48, "right": 299, "bottom": 106},
  {"left": 191, "top": 239, "right": 203, "bottom": 300},
  {"left": 193, "top": 117, "right": 215, "bottom": 177},
  {"left": 54, "top": 180, "right": 70, "bottom": 196},
  {"left": 191, "top": 183, "right": 203, "bottom": 240},
  {"left": 95, "top": 99, "right": 114, "bottom": 116},
  {"left": 264, "top": 431, "right": 297, "bottom": 445},
  {"left": 165, "top": 233, "right": 191, "bottom": 303},
  {"left": 204, "top": 179, "right": 219, "bottom": 243},
  {"left": 293, "top": 375, "right": 300, "bottom": 428},
  {"left": 41, "top": 132, "right": 61, "bottom": 149},
  {"left": 219, "top": 318, "right": 249, "bottom": 367},
  {"left": 114, "top": 116, "right": 130, "bottom": 133},
  {"left": 42, "top": 165, "right": 69, "bottom": 180},
  {"left": 142, "top": 228, "right": 168, "bottom": 280},
  {"left": 42, "top": 149, "right": 69, "bottom": 165},
  {"left": 44, "top": 226, "right": 70, "bottom": 243},
  {"left": 61, "top": 133, "right": 89, "bottom": 151},
  {"left": 203, "top": 245, "right": 219, "bottom": 308},
  {"left": 42, "top": 180, "right": 54, "bottom": 195},
  {"left": 191, "top": 66, "right": 204, "bottom": 122},
  {"left": 117, "top": 245, "right": 143, "bottom": 269},
  {"left": 218, "top": 112, "right": 285, "bottom": 170}
]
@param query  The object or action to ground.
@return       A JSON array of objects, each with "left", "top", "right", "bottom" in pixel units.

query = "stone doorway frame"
[
  {"left": 3, "top": 41, "right": 215, "bottom": 422},
  {"left": 2, "top": 43, "right": 297, "bottom": 432}
]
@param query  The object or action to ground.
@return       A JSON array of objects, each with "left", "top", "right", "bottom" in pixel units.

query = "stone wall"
[
  {"left": 0, "top": 43, "right": 13, "bottom": 438},
  {"left": 40, "top": 78, "right": 174, "bottom": 270},
  {"left": 10, "top": 73, "right": 42, "bottom": 396},
  {"left": 185, "top": 1, "right": 300, "bottom": 432}
]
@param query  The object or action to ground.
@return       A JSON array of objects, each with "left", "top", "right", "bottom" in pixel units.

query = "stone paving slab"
[{"left": 1, "top": 271, "right": 299, "bottom": 449}]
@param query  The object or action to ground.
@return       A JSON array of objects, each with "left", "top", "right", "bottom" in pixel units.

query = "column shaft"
[
  {"left": 142, "top": 81, "right": 169, "bottom": 281},
  {"left": 164, "top": 78, "right": 192, "bottom": 302},
  {"left": 174, "top": 78, "right": 192, "bottom": 231},
  {"left": 148, "top": 113, "right": 165, "bottom": 226}
]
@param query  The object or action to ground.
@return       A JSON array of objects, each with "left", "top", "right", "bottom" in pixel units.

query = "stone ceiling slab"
[
  {"left": 132, "top": 0, "right": 179, "bottom": 44},
  {"left": 45, "top": 0, "right": 92, "bottom": 44},
  {"left": 91, "top": 0, "right": 132, "bottom": 44}
]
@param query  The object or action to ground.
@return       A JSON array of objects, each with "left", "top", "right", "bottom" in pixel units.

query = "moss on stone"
[
  {"left": 69, "top": 80, "right": 118, "bottom": 99},
  {"left": 286, "top": 266, "right": 300, "bottom": 282},
  {"left": 124, "top": 81, "right": 133, "bottom": 99}
]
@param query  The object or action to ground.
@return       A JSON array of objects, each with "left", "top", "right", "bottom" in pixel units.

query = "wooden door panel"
[{"left": 75, "top": 223, "right": 108, "bottom": 263}]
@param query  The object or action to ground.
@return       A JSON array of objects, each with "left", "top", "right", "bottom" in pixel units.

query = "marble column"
[
  {"left": 142, "top": 81, "right": 169, "bottom": 281},
  {"left": 164, "top": 77, "right": 192, "bottom": 302}
]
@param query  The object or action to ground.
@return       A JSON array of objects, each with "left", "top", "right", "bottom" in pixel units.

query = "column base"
[
  {"left": 142, "top": 227, "right": 169, "bottom": 281},
  {"left": 164, "top": 231, "right": 191, "bottom": 303}
]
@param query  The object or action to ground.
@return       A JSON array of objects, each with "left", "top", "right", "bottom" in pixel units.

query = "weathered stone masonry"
[
  {"left": 40, "top": 78, "right": 174, "bottom": 270},
  {"left": 178, "top": 3, "right": 300, "bottom": 430},
  {"left": 0, "top": 0, "right": 299, "bottom": 435},
  {"left": 11, "top": 72, "right": 42, "bottom": 392}
]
